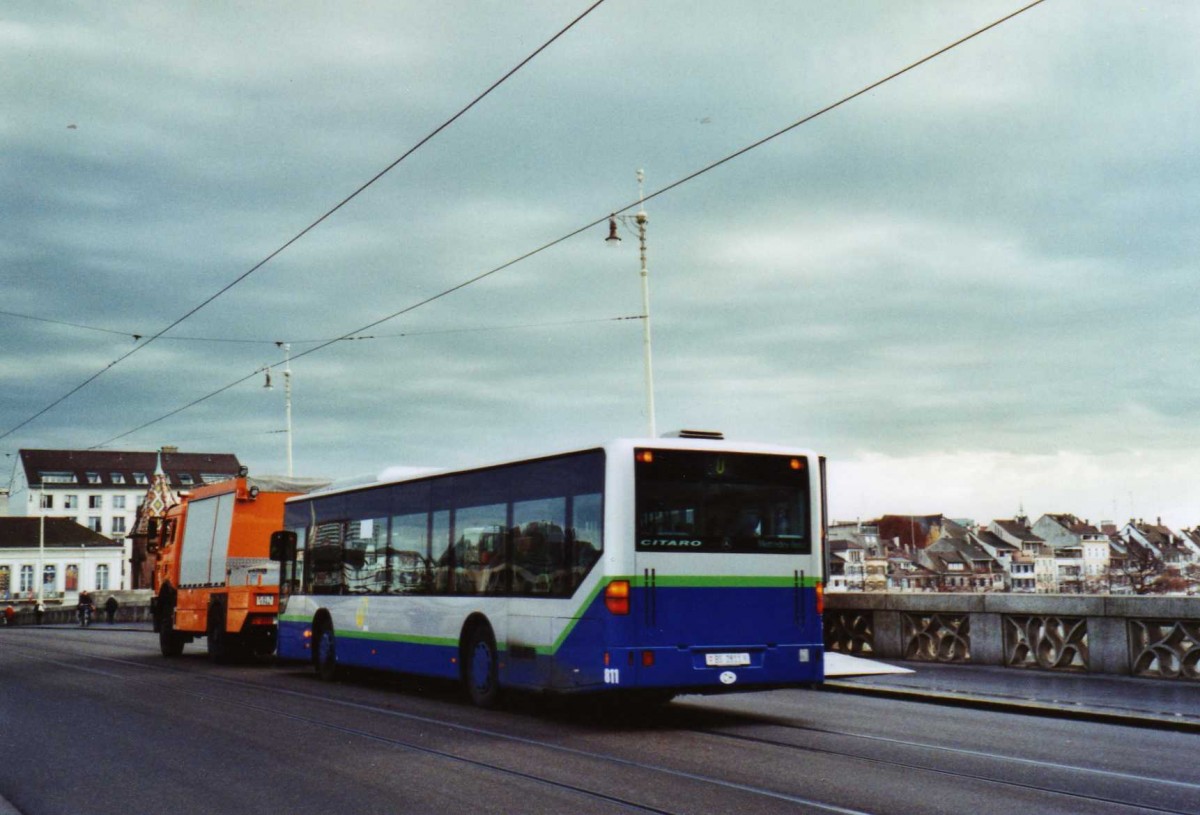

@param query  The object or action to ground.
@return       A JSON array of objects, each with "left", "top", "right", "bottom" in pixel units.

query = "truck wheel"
[
  {"left": 313, "top": 618, "right": 338, "bottom": 681},
  {"left": 207, "top": 607, "right": 232, "bottom": 664},
  {"left": 159, "top": 606, "right": 185, "bottom": 658},
  {"left": 463, "top": 624, "right": 500, "bottom": 708}
]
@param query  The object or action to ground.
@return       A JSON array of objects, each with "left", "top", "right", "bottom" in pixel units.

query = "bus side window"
[
  {"left": 390, "top": 512, "right": 431, "bottom": 594},
  {"left": 431, "top": 511, "right": 452, "bottom": 594},
  {"left": 310, "top": 522, "right": 345, "bottom": 595},
  {"left": 567, "top": 493, "right": 603, "bottom": 593}
]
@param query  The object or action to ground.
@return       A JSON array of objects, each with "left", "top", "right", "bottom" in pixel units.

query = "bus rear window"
[{"left": 635, "top": 450, "right": 810, "bottom": 554}]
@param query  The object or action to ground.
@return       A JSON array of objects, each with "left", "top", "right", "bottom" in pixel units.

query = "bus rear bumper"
[{"left": 597, "top": 643, "right": 824, "bottom": 692}]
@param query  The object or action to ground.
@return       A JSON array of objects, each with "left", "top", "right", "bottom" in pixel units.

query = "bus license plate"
[{"left": 705, "top": 652, "right": 750, "bottom": 667}]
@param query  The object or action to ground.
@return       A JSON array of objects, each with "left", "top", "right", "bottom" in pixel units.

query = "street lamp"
[
  {"left": 262, "top": 343, "right": 294, "bottom": 477},
  {"left": 606, "top": 168, "right": 657, "bottom": 438}
]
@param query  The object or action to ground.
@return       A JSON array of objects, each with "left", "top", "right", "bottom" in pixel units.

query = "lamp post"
[
  {"left": 37, "top": 488, "right": 45, "bottom": 605},
  {"left": 264, "top": 343, "right": 295, "bottom": 477},
  {"left": 606, "top": 169, "right": 657, "bottom": 438}
]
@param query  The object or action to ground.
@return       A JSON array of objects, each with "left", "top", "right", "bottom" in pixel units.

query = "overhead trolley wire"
[
  {"left": 87, "top": 0, "right": 1049, "bottom": 451},
  {"left": 0, "top": 0, "right": 609, "bottom": 444},
  {"left": 0, "top": 309, "right": 140, "bottom": 340},
  {"left": 0, "top": 307, "right": 642, "bottom": 346}
]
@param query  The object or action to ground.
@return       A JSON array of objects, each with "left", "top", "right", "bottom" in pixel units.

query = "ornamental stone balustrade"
[{"left": 825, "top": 592, "right": 1200, "bottom": 681}]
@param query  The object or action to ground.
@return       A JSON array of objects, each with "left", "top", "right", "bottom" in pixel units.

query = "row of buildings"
[
  {"left": 829, "top": 513, "right": 1200, "bottom": 595},
  {"left": 1, "top": 448, "right": 241, "bottom": 604},
  {"left": 6, "top": 447, "right": 1198, "bottom": 602}
]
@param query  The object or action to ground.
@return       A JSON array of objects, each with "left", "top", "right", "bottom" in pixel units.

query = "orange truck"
[{"left": 149, "top": 475, "right": 327, "bottom": 660}]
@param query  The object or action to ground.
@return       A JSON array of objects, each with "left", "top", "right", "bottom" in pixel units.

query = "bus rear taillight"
[
  {"left": 816, "top": 581, "right": 825, "bottom": 616},
  {"left": 605, "top": 580, "right": 630, "bottom": 615}
]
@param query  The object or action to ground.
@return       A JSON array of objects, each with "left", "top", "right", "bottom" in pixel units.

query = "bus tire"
[
  {"left": 158, "top": 595, "right": 185, "bottom": 658},
  {"left": 463, "top": 623, "right": 500, "bottom": 708},
  {"left": 314, "top": 618, "right": 338, "bottom": 682}
]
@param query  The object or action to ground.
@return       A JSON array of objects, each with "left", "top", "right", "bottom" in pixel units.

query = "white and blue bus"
[{"left": 275, "top": 433, "right": 826, "bottom": 706}]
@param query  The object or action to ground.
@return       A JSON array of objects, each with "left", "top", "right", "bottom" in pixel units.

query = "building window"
[
  {"left": 88, "top": 517, "right": 102, "bottom": 532},
  {"left": 178, "top": 474, "right": 194, "bottom": 486},
  {"left": 0, "top": 565, "right": 9, "bottom": 598},
  {"left": 96, "top": 564, "right": 110, "bottom": 591},
  {"left": 19, "top": 565, "right": 34, "bottom": 594},
  {"left": 86, "top": 472, "right": 101, "bottom": 484},
  {"left": 65, "top": 565, "right": 79, "bottom": 592},
  {"left": 43, "top": 565, "right": 56, "bottom": 593},
  {"left": 200, "top": 473, "right": 230, "bottom": 484},
  {"left": 40, "top": 494, "right": 54, "bottom": 509},
  {"left": 112, "top": 495, "right": 126, "bottom": 510},
  {"left": 133, "top": 473, "right": 149, "bottom": 485},
  {"left": 39, "top": 471, "right": 76, "bottom": 484},
  {"left": 112, "top": 517, "right": 127, "bottom": 534},
  {"left": 110, "top": 473, "right": 125, "bottom": 484},
  {"left": 88, "top": 495, "right": 103, "bottom": 509},
  {"left": 64, "top": 495, "right": 79, "bottom": 510}
]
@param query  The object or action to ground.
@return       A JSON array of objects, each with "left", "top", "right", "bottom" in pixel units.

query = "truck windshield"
[{"left": 635, "top": 449, "right": 810, "bottom": 554}]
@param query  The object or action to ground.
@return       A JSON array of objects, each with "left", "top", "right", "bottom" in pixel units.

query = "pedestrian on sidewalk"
[
  {"left": 35, "top": 602, "right": 44, "bottom": 625},
  {"left": 104, "top": 595, "right": 119, "bottom": 624},
  {"left": 3, "top": 604, "right": 14, "bottom": 627}
]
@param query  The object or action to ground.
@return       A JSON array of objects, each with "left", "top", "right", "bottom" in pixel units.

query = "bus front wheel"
[
  {"left": 463, "top": 624, "right": 500, "bottom": 708},
  {"left": 314, "top": 618, "right": 338, "bottom": 681}
]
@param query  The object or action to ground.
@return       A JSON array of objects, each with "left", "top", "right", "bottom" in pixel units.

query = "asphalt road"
[{"left": 1, "top": 627, "right": 1197, "bottom": 814}]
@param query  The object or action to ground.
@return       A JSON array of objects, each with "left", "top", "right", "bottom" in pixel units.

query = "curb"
[{"left": 820, "top": 680, "right": 1200, "bottom": 734}]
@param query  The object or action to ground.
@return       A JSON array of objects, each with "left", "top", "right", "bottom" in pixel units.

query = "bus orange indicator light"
[
  {"left": 816, "top": 581, "right": 825, "bottom": 616},
  {"left": 605, "top": 580, "right": 630, "bottom": 615},
  {"left": 642, "top": 651, "right": 655, "bottom": 667},
  {"left": 604, "top": 652, "right": 611, "bottom": 666},
  {"left": 790, "top": 458, "right": 803, "bottom": 470},
  {"left": 636, "top": 450, "right": 654, "bottom": 464}
]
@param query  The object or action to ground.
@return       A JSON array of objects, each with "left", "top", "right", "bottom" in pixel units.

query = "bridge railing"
[{"left": 825, "top": 592, "right": 1200, "bottom": 682}]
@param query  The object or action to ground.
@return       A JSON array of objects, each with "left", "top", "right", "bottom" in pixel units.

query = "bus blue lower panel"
[{"left": 278, "top": 585, "right": 823, "bottom": 694}]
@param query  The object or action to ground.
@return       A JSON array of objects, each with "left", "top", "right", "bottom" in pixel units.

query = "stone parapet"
[{"left": 825, "top": 592, "right": 1200, "bottom": 681}]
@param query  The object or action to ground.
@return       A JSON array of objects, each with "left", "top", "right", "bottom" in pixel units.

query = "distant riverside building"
[
  {"left": 7, "top": 448, "right": 241, "bottom": 591},
  {"left": 841, "top": 511, "right": 1198, "bottom": 596}
]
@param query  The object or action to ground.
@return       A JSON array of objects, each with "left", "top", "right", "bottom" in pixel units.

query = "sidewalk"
[{"left": 823, "top": 657, "right": 1200, "bottom": 732}]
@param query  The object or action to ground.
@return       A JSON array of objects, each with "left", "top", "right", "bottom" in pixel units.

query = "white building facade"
[
  {"left": 7, "top": 448, "right": 241, "bottom": 592},
  {"left": 0, "top": 518, "right": 124, "bottom": 603}
]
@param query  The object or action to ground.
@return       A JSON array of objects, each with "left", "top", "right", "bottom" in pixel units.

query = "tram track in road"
[
  {"left": 675, "top": 711, "right": 1200, "bottom": 815},
  {"left": 10, "top": 632, "right": 1198, "bottom": 814},
  {"left": 3, "top": 635, "right": 873, "bottom": 815}
]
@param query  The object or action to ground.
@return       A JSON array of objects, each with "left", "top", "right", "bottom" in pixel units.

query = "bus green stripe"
[{"left": 283, "top": 573, "right": 822, "bottom": 656}]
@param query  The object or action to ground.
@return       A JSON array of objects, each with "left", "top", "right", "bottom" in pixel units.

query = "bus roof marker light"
[
  {"left": 790, "top": 458, "right": 804, "bottom": 471},
  {"left": 636, "top": 450, "right": 654, "bottom": 464}
]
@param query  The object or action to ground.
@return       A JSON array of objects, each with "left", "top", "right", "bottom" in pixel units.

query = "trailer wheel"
[
  {"left": 313, "top": 618, "right": 338, "bottom": 681},
  {"left": 463, "top": 623, "right": 500, "bottom": 708}
]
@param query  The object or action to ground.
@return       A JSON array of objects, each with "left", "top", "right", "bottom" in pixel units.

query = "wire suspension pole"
[
  {"left": 635, "top": 169, "right": 656, "bottom": 438},
  {"left": 281, "top": 343, "right": 294, "bottom": 477}
]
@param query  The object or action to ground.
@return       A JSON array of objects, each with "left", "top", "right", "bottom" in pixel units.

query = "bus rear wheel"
[{"left": 463, "top": 624, "right": 500, "bottom": 708}]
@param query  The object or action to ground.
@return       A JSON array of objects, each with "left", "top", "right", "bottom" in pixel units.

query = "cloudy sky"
[{"left": 3, "top": 1, "right": 1197, "bottom": 527}]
